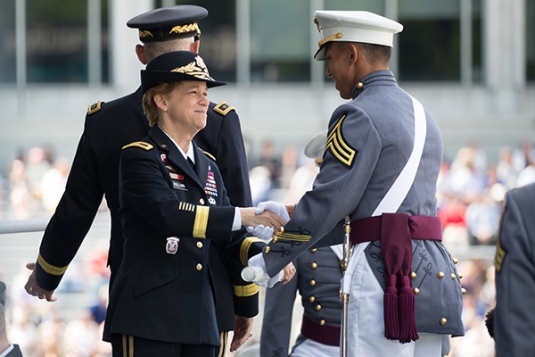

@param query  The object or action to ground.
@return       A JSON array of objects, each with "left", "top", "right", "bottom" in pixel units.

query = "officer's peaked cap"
[
  {"left": 127, "top": 5, "right": 208, "bottom": 43},
  {"left": 313, "top": 11, "right": 403, "bottom": 60},
  {"left": 141, "top": 51, "right": 226, "bottom": 93}
]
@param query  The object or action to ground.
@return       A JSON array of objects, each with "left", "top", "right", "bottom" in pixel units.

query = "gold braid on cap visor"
[{"left": 170, "top": 23, "right": 201, "bottom": 36}]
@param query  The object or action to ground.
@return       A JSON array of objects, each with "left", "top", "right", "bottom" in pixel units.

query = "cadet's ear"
[
  {"left": 136, "top": 45, "right": 148, "bottom": 65},
  {"left": 347, "top": 44, "right": 358, "bottom": 65}
]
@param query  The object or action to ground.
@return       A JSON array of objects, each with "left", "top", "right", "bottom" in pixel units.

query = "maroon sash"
[{"left": 350, "top": 213, "right": 442, "bottom": 343}]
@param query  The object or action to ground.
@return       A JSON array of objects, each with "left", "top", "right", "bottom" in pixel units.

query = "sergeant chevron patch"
[{"left": 326, "top": 115, "right": 356, "bottom": 167}]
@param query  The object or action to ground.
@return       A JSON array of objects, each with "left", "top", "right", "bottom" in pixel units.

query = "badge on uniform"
[
  {"left": 161, "top": 154, "right": 168, "bottom": 163},
  {"left": 166, "top": 237, "right": 180, "bottom": 254},
  {"left": 204, "top": 169, "right": 218, "bottom": 200}
]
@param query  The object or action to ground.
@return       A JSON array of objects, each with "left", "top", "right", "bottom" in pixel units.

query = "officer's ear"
[
  {"left": 136, "top": 45, "right": 148, "bottom": 65},
  {"left": 153, "top": 94, "right": 168, "bottom": 112},
  {"left": 189, "top": 39, "right": 200, "bottom": 54}
]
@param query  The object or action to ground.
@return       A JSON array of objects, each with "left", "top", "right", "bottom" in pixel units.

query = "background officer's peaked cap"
[
  {"left": 141, "top": 51, "right": 226, "bottom": 93},
  {"left": 313, "top": 11, "right": 403, "bottom": 60},
  {"left": 127, "top": 5, "right": 208, "bottom": 43}
]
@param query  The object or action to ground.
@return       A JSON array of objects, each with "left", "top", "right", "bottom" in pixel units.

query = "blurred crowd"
[
  {"left": 0, "top": 146, "right": 72, "bottom": 220},
  {"left": 2, "top": 243, "right": 111, "bottom": 357},
  {"left": 1, "top": 138, "right": 534, "bottom": 356}
]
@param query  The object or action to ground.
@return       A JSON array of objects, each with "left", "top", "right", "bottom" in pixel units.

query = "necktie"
[{"left": 187, "top": 157, "right": 195, "bottom": 171}]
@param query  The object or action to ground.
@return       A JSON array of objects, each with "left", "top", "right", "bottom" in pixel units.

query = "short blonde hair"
[{"left": 142, "top": 82, "right": 179, "bottom": 126}]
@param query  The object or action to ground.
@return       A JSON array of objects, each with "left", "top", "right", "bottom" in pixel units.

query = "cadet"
[
  {"left": 494, "top": 182, "right": 535, "bottom": 356},
  {"left": 24, "top": 5, "right": 262, "bottom": 354},
  {"left": 261, "top": 133, "right": 343, "bottom": 357},
  {"left": 261, "top": 246, "right": 343, "bottom": 357},
  {"left": 249, "top": 11, "right": 464, "bottom": 356}
]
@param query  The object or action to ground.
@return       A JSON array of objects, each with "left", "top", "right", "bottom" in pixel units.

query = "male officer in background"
[
  {"left": 261, "top": 133, "right": 343, "bottom": 357},
  {"left": 0, "top": 282, "right": 23, "bottom": 357},
  {"left": 24, "top": 5, "right": 262, "bottom": 354},
  {"left": 250, "top": 11, "right": 463, "bottom": 356},
  {"left": 494, "top": 182, "right": 535, "bottom": 356}
]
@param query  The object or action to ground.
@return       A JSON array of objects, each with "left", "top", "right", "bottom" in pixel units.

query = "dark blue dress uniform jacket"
[
  {"left": 34, "top": 87, "right": 259, "bottom": 332},
  {"left": 495, "top": 182, "right": 535, "bottom": 357},
  {"left": 104, "top": 125, "right": 247, "bottom": 345}
]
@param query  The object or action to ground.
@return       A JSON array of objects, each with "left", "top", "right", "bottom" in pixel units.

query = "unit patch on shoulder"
[
  {"left": 87, "top": 100, "right": 104, "bottom": 115},
  {"left": 213, "top": 101, "right": 235, "bottom": 116},
  {"left": 122, "top": 141, "right": 154, "bottom": 150},
  {"left": 494, "top": 234, "right": 506, "bottom": 273},
  {"left": 202, "top": 150, "right": 216, "bottom": 161},
  {"left": 325, "top": 115, "right": 357, "bottom": 167}
]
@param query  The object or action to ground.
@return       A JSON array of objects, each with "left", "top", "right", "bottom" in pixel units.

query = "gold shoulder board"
[
  {"left": 122, "top": 141, "right": 154, "bottom": 150},
  {"left": 203, "top": 150, "right": 216, "bottom": 161},
  {"left": 87, "top": 100, "right": 104, "bottom": 115},
  {"left": 213, "top": 101, "right": 235, "bottom": 116}
]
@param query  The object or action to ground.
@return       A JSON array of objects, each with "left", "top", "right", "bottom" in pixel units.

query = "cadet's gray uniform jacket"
[
  {"left": 260, "top": 247, "right": 343, "bottom": 357},
  {"left": 264, "top": 70, "right": 463, "bottom": 336},
  {"left": 494, "top": 182, "right": 535, "bottom": 356}
]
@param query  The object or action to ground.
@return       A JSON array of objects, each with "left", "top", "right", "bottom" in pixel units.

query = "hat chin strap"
[{"left": 318, "top": 32, "right": 343, "bottom": 47}]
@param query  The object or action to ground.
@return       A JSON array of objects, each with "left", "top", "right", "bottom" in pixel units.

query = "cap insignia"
[
  {"left": 171, "top": 55, "right": 214, "bottom": 81},
  {"left": 170, "top": 22, "right": 201, "bottom": 36},
  {"left": 139, "top": 30, "right": 153, "bottom": 39}
]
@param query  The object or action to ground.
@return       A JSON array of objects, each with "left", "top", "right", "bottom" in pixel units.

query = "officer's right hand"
[
  {"left": 240, "top": 207, "right": 287, "bottom": 233},
  {"left": 24, "top": 262, "right": 57, "bottom": 302}
]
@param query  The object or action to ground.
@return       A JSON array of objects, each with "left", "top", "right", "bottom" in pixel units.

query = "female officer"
[{"left": 104, "top": 51, "right": 288, "bottom": 357}]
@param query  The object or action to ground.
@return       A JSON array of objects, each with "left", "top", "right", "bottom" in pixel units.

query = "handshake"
[
  {"left": 240, "top": 201, "right": 297, "bottom": 288},
  {"left": 242, "top": 201, "right": 293, "bottom": 240}
]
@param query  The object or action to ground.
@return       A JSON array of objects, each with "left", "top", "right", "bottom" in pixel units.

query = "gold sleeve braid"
[
  {"left": 240, "top": 237, "right": 264, "bottom": 266},
  {"left": 193, "top": 206, "right": 209, "bottom": 239},
  {"left": 37, "top": 254, "right": 69, "bottom": 276},
  {"left": 274, "top": 231, "right": 312, "bottom": 242},
  {"left": 233, "top": 283, "right": 259, "bottom": 297}
]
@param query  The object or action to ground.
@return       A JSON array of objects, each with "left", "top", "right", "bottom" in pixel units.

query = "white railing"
[{"left": 0, "top": 217, "right": 49, "bottom": 234}]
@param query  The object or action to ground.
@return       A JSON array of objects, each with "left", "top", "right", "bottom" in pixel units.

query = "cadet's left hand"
[
  {"left": 230, "top": 315, "right": 254, "bottom": 352},
  {"left": 247, "top": 254, "right": 295, "bottom": 288},
  {"left": 280, "top": 262, "right": 296, "bottom": 284}
]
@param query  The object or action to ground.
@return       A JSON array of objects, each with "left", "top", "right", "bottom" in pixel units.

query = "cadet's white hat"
[{"left": 313, "top": 11, "right": 403, "bottom": 60}]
